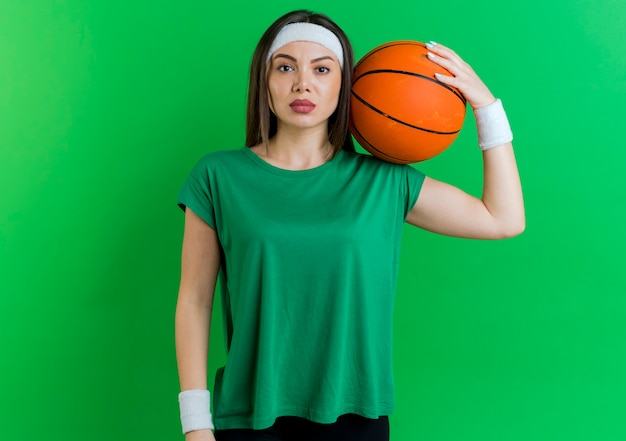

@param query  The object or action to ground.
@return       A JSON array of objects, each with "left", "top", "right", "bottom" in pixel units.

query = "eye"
[
  {"left": 316, "top": 66, "right": 330, "bottom": 74},
  {"left": 277, "top": 64, "right": 294, "bottom": 72}
]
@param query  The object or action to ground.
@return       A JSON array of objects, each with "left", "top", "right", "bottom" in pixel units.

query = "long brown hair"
[{"left": 245, "top": 10, "right": 355, "bottom": 155}]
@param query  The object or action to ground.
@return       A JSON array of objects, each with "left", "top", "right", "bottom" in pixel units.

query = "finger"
[
  {"left": 428, "top": 51, "right": 478, "bottom": 88},
  {"left": 434, "top": 72, "right": 458, "bottom": 88},
  {"left": 425, "top": 41, "right": 460, "bottom": 61},
  {"left": 425, "top": 50, "right": 461, "bottom": 86},
  {"left": 426, "top": 51, "right": 460, "bottom": 77},
  {"left": 426, "top": 42, "right": 474, "bottom": 76},
  {"left": 426, "top": 50, "right": 451, "bottom": 68}
]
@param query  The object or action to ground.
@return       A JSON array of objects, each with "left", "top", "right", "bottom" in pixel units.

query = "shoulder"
[
  {"left": 179, "top": 149, "right": 248, "bottom": 187},
  {"left": 186, "top": 148, "right": 248, "bottom": 175},
  {"left": 340, "top": 151, "right": 426, "bottom": 201},
  {"left": 341, "top": 150, "right": 423, "bottom": 176},
  {"left": 193, "top": 148, "right": 245, "bottom": 167}
]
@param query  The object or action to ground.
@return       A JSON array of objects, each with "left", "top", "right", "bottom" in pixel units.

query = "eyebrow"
[{"left": 272, "top": 53, "right": 336, "bottom": 64}]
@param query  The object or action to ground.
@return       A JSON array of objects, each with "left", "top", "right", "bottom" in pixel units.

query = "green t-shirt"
[{"left": 177, "top": 147, "right": 425, "bottom": 430}]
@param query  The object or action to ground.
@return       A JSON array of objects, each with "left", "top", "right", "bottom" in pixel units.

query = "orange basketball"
[{"left": 349, "top": 41, "right": 466, "bottom": 164}]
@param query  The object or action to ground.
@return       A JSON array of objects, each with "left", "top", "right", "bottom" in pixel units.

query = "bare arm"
[
  {"left": 175, "top": 208, "right": 220, "bottom": 440},
  {"left": 406, "top": 144, "right": 524, "bottom": 238},
  {"left": 406, "top": 43, "right": 525, "bottom": 239}
]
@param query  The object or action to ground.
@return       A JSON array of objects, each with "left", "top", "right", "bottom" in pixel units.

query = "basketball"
[{"left": 349, "top": 41, "right": 466, "bottom": 164}]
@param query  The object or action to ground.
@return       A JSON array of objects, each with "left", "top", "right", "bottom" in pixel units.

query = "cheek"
[
  {"left": 266, "top": 70, "right": 282, "bottom": 113},
  {"left": 327, "top": 76, "right": 342, "bottom": 106},
  {"left": 267, "top": 81, "right": 283, "bottom": 114},
  {"left": 267, "top": 77, "right": 288, "bottom": 112}
]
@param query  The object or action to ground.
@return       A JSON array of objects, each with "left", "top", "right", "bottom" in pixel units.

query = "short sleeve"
[
  {"left": 176, "top": 156, "right": 217, "bottom": 229},
  {"left": 403, "top": 165, "right": 426, "bottom": 218}
]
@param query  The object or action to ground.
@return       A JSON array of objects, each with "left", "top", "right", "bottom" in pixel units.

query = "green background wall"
[{"left": 1, "top": 0, "right": 624, "bottom": 439}]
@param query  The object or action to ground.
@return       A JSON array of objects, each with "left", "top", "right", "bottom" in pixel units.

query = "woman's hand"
[
  {"left": 425, "top": 42, "right": 495, "bottom": 110},
  {"left": 186, "top": 429, "right": 216, "bottom": 441}
]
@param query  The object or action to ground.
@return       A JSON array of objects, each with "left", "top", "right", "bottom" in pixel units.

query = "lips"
[{"left": 289, "top": 99, "right": 316, "bottom": 113}]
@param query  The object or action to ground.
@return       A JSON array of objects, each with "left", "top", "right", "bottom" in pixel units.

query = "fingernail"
[
  {"left": 435, "top": 73, "right": 443, "bottom": 79},
  {"left": 427, "top": 52, "right": 435, "bottom": 59},
  {"left": 428, "top": 40, "right": 438, "bottom": 47}
]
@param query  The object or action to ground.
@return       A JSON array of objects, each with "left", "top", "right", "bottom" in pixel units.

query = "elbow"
[{"left": 498, "top": 216, "right": 526, "bottom": 239}]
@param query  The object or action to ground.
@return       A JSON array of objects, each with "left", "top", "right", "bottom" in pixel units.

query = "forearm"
[
  {"left": 481, "top": 142, "right": 525, "bottom": 237},
  {"left": 176, "top": 295, "right": 212, "bottom": 390},
  {"left": 176, "top": 209, "right": 220, "bottom": 390}
]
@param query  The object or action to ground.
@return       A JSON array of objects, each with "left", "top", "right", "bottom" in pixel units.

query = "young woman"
[{"left": 175, "top": 9, "right": 524, "bottom": 441}]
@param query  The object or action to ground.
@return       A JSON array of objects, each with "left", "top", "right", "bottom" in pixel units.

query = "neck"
[{"left": 263, "top": 125, "right": 334, "bottom": 170}]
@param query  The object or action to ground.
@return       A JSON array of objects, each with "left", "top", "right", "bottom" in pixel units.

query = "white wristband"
[
  {"left": 178, "top": 389, "right": 214, "bottom": 434},
  {"left": 473, "top": 99, "right": 513, "bottom": 150}
]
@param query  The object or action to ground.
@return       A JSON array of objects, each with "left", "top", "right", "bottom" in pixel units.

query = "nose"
[{"left": 293, "top": 70, "right": 311, "bottom": 93}]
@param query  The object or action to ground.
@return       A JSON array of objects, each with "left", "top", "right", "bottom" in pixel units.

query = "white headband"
[{"left": 267, "top": 22, "right": 344, "bottom": 68}]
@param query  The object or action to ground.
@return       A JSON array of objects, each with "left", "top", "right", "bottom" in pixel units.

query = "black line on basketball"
[
  {"left": 353, "top": 69, "right": 466, "bottom": 105},
  {"left": 351, "top": 90, "right": 462, "bottom": 136},
  {"left": 350, "top": 122, "right": 408, "bottom": 163}
]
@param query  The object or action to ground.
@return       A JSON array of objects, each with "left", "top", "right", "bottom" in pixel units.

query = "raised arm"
[
  {"left": 175, "top": 208, "right": 220, "bottom": 440},
  {"left": 406, "top": 43, "right": 525, "bottom": 239}
]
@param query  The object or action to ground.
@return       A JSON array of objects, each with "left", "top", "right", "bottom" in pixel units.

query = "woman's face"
[{"left": 267, "top": 41, "right": 342, "bottom": 133}]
